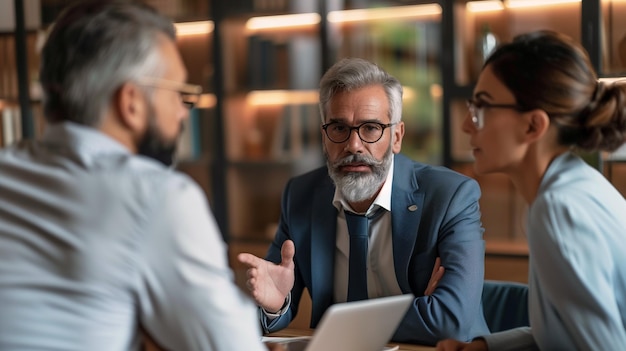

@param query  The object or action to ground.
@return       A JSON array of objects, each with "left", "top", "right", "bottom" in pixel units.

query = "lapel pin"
[{"left": 408, "top": 205, "right": 418, "bottom": 212}]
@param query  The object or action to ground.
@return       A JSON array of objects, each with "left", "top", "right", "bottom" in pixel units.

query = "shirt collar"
[
  {"left": 537, "top": 151, "right": 577, "bottom": 195},
  {"left": 332, "top": 155, "right": 394, "bottom": 216},
  {"left": 41, "top": 121, "right": 131, "bottom": 157}
]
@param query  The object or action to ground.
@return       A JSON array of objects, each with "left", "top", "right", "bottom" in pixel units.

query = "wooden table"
[{"left": 267, "top": 328, "right": 436, "bottom": 351}]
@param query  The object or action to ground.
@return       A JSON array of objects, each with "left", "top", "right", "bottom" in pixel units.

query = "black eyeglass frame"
[
  {"left": 136, "top": 77, "right": 203, "bottom": 109},
  {"left": 466, "top": 99, "right": 528, "bottom": 130},
  {"left": 321, "top": 121, "right": 397, "bottom": 144}
]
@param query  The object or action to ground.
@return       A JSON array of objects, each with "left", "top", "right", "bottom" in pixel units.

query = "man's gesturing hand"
[{"left": 237, "top": 240, "right": 296, "bottom": 313}]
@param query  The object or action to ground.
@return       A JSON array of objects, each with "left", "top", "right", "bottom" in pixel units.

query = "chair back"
[{"left": 481, "top": 280, "right": 530, "bottom": 333}]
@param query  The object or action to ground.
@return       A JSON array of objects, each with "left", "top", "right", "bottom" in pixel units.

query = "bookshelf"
[
  {"left": 214, "top": 2, "right": 326, "bottom": 244},
  {"left": 0, "top": 30, "right": 43, "bottom": 147}
]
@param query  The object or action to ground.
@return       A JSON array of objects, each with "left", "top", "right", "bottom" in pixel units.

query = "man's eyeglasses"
[
  {"left": 322, "top": 121, "right": 396, "bottom": 143},
  {"left": 466, "top": 99, "right": 526, "bottom": 130},
  {"left": 136, "top": 77, "right": 202, "bottom": 109}
]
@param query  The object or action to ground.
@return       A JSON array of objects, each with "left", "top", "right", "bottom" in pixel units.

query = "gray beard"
[{"left": 326, "top": 145, "right": 393, "bottom": 203}]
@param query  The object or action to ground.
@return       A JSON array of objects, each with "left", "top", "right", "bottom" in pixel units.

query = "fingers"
[
  {"left": 431, "top": 257, "right": 441, "bottom": 276},
  {"left": 280, "top": 240, "right": 296, "bottom": 269},
  {"left": 265, "top": 342, "right": 287, "bottom": 351},
  {"left": 424, "top": 257, "right": 445, "bottom": 296},
  {"left": 432, "top": 264, "right": 445, "bottom": 285},
  {"left": 435, "top": 339, "right": 487, "bottom": 351},
  {"left": 237, "top": 252, "right": 264, "bottom": 268},
  {"left": 425, "top": 267, "right": 444, "bottom": 295},
  {"left": 435, "top": 339, "right": 461, "bottom": 351}
]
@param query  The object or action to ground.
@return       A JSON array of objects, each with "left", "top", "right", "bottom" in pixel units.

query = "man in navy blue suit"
[{"left": 239, "top": 57, "right": 490, "bottom": 346}]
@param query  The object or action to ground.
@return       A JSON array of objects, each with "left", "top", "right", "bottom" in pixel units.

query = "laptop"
[{"left": 263, "top": 294, "right": 413, "bottom": 351}]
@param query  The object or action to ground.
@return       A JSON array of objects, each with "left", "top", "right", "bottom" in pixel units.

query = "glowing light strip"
[
  {"left": 247, "top": 86, "right": 420, "bottom": 106},
  {"left": 328, "top": 4, "right": 441, "bottom": 23},
  {"left": 246, "top": 13, "right": 321, "bottom": 31},
  {"left": 466, "top": 1, "right": 505, "bottom": 12},
  {"left": 599, "top": 77, "right": 626, "bottom": 84},
  {"left": 175, "top": 21, "right": 214, "bottom": 36},
  {"left": 247, "top": 90, "right": 319, "bottom": 106},
  {"left": 504, "top": 0, "right": 580, "bottom": 9}
]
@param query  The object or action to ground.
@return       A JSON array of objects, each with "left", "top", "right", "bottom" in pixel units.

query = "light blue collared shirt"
[
  {"left": 484, "top": 152, "right": 626, "bottom": 350},
  {"left": 0, "top": 122, "right": 266, "bottom": 351}
]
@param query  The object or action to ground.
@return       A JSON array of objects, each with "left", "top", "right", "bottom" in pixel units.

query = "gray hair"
[
  {"left": 318, "top": 57, "right": 403, "bottom": 124},
  {"left": 40, "top": 0, "right": 176, "bottom": 126}
]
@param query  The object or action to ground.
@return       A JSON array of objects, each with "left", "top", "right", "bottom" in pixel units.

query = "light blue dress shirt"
[
  {"left": 0, "top": 122, "right": 266, "bottom": 351},
  {"left": 484, "top": 152, "right": 626, "bottom": 350}
]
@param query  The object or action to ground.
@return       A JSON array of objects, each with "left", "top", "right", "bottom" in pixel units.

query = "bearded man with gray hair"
[
  {"left": 239, "top": 57, "right": 490, "bottom": 346},
  {"left": 0, "top": 1, "right": 281, "bottom": 350}
]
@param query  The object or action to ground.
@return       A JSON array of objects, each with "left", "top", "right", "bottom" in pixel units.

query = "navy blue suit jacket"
[{"left": 262, "top": 154, "right": 489, "bottom": 345}]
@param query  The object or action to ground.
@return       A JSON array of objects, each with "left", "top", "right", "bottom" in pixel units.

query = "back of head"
[
  {"left": 319, "top": 57, "right": 403, "bottom": 124},
  {"left": 485, "top": 30, "right": 626, "bottom": 152},
  {"left": 40, "top": 0, "right": 176, "bottom": 126}
]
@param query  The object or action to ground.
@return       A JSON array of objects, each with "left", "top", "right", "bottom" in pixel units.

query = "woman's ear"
[
  {"left": 524, "top": 109, "right": 550, "bottom": 143},
  {"left": 115, "top": 82, "right": 147, "bottom": 133}
]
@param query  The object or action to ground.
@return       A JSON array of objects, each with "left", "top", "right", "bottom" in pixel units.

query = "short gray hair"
[
  {"left": 40, "top": 0, "right": 176, "bottom": 126},
  {"left": 318, "top": 57, "right": 403, "bottom": 124}
]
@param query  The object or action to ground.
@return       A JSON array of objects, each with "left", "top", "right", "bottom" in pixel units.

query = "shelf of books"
[
  {"left": 0, "top": 31, "right": 43, "bottom": 146},
  {"left": 219, "top": 3, "right": 325, "bottom": 241}
]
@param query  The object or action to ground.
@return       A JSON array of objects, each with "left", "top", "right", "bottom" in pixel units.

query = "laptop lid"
[{"left": 283, "top": 294, "right": 413, "bottom": 351}]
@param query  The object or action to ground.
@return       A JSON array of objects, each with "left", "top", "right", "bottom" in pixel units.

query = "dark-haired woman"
[{"left": 437, "top": 30, "right": 626, "bottom": 350}]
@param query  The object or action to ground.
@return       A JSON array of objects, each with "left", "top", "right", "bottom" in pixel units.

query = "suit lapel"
[
  {"left": 391, "top": 154, "right": 424, "bottom": 292},
  {"left": 310, "top": 177, "right": 337, "bottom": 325}
]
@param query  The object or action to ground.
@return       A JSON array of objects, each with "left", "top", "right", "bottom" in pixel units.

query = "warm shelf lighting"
[
  {"left": 403, "top": 87, "right": 416, "bottom": 102},
  {"left": 466, "top": 1, "right": 505, "bottom": 13},
  {"left": 599, "top": 77, "right": 626, "bottom": 84},
  {"left": 196, "top": 94, "right": 216, "bottom": 109},
  {"left": 504, "top": 0, "right": 580, "bottom": 9},
  {"left": 175, "top": 21, "right": 214, "bottom": 36},
  {"left": 247, "top": 90, "right": 319, "bottom": 106},
  {"left": 247, "top": 87, "right": 419, "bottom": 106},
  {"left": 246, "top": 13, "right": 321, "bottom": 31},
  {"left": 430, "top": 83, "right": 443, "bottom": 99},
  {"left": 328, "top": 4, "right": 441, "bottom": 23}
]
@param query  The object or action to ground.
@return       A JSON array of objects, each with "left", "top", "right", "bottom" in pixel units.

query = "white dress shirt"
[{"left": 332, "top": 157, "right": 403, "bottom": 302}]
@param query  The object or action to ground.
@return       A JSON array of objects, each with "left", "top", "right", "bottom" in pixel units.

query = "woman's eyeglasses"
[{"left": 466, "top": 99, "right": 526, "bottom": 130}]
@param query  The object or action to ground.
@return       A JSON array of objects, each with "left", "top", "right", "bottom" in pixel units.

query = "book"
[
  {"left": 1, "top": 106, "right": 22, "bottom": 146},
  {"left": 176, "top": 107, "right": 202, "bottom": 161},
  {"left": 247, "top": 35, "right": 277, "bottom": 89},
  {"left": 271, "top": 103, "right": 322, "bottom": 161}
]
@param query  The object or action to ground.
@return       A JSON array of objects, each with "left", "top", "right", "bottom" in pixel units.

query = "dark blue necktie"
[{"left": 344, "top": 208, "right": 384, "bottom": 302}]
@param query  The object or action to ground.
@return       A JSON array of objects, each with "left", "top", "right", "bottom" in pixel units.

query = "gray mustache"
[{"left": 335, "top": 154, "right": 382, "bottom": 167}]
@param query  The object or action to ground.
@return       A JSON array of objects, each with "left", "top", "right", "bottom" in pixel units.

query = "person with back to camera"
[
  {"left": 436, "top": 30, "right": 626, "bottom": 351},
  {"left": 238, "top": 57, "right": 491, "bottom": 346},
  {"left": 0, "top": 1, "right": 283, "bottom": 350}
]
